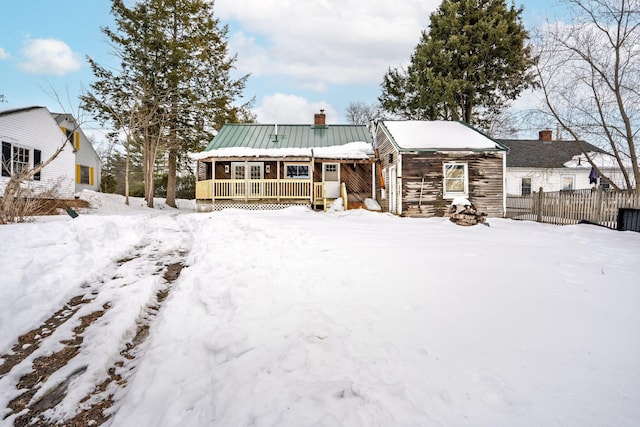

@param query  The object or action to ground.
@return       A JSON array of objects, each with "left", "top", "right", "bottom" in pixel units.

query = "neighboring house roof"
[
  {"left": 194, "top": 123, "right": 374, "bottom": 160},
  {"left": 498, "top": 138, "right": 606, "bottom": 168},
  {"left": 379, "top": 120, "right": 507, "bottom": 152},
  {"left": 0, "top": 106, "right": 45, "bottom": 118}
]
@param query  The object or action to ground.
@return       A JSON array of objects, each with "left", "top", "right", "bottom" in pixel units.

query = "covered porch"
[{"left": 195, "top": 156, "right": 374, "bottom": 211}]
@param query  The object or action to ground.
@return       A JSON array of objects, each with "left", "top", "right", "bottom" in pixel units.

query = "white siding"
[
  {"left": 507, "top": 166, "right": 635, "bottom": 195},
  {"left": 56, "top": 115, "right": 102, "bottom": 192},
  {"left": 506, "top": 167, "right": 593, "bottom": 194},
  {"left": 0, "top": 107, "right": 75, "bottom": 198}
]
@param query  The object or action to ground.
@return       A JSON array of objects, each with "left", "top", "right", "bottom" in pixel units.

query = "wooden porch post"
[
  {"left": 310, "top": 150, "right": 315, "bottom": 205},
  {"left": 244, "top": 159, "right": 249, "bottom": 202},
  {"left": 277, "top": 160, "right": 281, "bottom": 202},
  {"left": 212, "top": 160, "right": 216, "bottom": 204}
]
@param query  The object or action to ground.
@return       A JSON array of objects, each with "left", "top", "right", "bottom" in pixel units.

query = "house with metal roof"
[
  {"left": 497, "top": 130, "right": 626, "bottom": 195},
  {"left": 374, "top": 120, "right": 508, "bottom": 218},
  {"left": 193, "top": 111, "right": 375, "bottom": 211}
]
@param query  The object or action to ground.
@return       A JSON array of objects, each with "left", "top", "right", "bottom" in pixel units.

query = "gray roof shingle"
[{"left": 497, "top": 138, "right": 606, "bottom": 168}]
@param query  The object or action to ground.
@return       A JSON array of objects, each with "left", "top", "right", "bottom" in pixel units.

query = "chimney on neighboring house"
[
  {"left": 539, "top": 129, "right": 553, "bottom": 142},
  {"left": 314, "top": 109, "right": 326, "bottom": 126}
]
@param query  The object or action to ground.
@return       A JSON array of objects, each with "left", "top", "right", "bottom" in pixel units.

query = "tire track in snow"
[{"left": 0, "top": 214, "right": 193, "bottom": 426}]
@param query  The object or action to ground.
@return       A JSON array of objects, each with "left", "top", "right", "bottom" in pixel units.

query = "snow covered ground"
[{"left": 0, "top": 191, "right": 639, "bottom": 426}]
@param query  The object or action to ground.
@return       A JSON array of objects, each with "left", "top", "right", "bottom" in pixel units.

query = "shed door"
[
  {"left": 389, "top": 165, "right": 397, "bottom": 214},
  {"left": 323, "top": 163, "right": 340, "bottom": 198}
]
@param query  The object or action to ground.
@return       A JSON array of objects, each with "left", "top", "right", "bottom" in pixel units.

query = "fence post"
[
  {"left": 537, "top": 187, "right": 544, "bottom": 223},
  {"left": 594, "top": 186, "right": 603, "bottom": 224}
]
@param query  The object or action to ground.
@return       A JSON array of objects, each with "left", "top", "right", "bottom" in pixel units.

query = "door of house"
[
  {"left": 323, "top": 163, "right": 340, "bottom": 198},
  {"left": 389, "top": 165, "right": 397, "bottom": 214},
  {"left": 232, "top": 162, "right": 264, "bottom": 197}
]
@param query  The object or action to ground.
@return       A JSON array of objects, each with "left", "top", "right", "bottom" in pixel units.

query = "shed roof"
[
  {"left": 379, "top": 120, "right": 506, "bottom": 152},
  {"left": 204, "top": 123, "right": 372, "bottom": 151},
  {"left": 497, "top": 138, "right": 606, "bottom": 168}
]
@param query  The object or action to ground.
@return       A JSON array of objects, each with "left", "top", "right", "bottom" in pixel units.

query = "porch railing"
[
  {"left": 195, "top": 179, "right": 213, "bottom": 199},
  {"left": 313, "top": 182, "right": 325, "bottom": 203},
  {"left": 196, "top": 179, "right": 312, "bottom": 200}
]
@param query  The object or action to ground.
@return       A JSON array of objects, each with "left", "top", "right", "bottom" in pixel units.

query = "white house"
[
  {"left": 498, "top": 130, "right": 628, "bottom": 195},
  {"left": 0, "top": 106, "right": 75, "bottom": 199},
  {"left": 53, "top": 113, "right": 102, "bottom": 193}
]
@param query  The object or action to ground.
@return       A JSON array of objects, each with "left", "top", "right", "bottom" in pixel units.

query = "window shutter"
[
  {"left": 74, "top": 131, "right": 80, "bottom": 151},
  {"left": 76, "top": 164, "right": 81, "bottom": 183},
  {"left": 89, "top": 167, "right": 94, "bottom": 186},
  {"left": 2, "top": 142, "right": 10, "bottom": 177},
  {"left": 34, "top": 149, "right": 42, "bottom": 181}
]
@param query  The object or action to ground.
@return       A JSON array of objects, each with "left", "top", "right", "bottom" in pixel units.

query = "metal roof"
[
  {"left": 497, "top": 138, "right": 607, "bottom": 168},
  {"left": 205, "top": 124, "right": 372, "bottom": 151}
]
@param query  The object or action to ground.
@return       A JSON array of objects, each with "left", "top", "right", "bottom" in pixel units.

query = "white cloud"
[
  {"left": 218, "top": 0, "right": 439, "bottom": 90},
  {"left": 19, "top": 38, "right": 82, "bottom": 76},
  {"left": 254, "top": 93, "right": 338, "bottom": 124},
  {"left": 0, "top": 48, "right": 9, "bottom": 60}
]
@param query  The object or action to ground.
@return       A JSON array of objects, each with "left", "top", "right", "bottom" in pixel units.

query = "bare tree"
[
  {"left": 534, "top": 0, "right": 640, "bottom": 193},
  {"left": 345, "top": 101, "right": 382, "bottom": 127}
]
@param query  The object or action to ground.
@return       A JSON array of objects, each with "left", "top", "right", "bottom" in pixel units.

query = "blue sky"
[{"left": 0, "top": 0, "right": 567, "bottom": 137}]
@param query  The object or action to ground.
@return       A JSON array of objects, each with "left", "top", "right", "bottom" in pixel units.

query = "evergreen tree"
[
  {"left": 154, "top": 0, "right": 252, "bottom": 207},
  {"left": 379, "top": 0, "right": 535, "bottom": 127},
  {"left": 82, "top": 0, "right": 251, "bottom": 207}
]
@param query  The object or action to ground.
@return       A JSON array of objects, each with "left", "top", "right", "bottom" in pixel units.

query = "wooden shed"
[{"left": 374, "top": 120, "right": 507, "bottom": 218}]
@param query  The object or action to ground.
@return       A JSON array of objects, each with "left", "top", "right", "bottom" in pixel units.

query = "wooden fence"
[{"left": 506, "top": 188, "right": 640, "bottom": 228}]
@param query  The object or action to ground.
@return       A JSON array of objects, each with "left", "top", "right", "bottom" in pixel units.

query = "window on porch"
[{"left": 286, "top": 164, "right": 309, "bottom": 179}]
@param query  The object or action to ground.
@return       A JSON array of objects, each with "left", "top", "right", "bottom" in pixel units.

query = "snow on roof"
[
  {"left": 564, "top": 151, "right": 631, "bottom": 169},
  {"left": 381, "top": 120, "right": 501, "bottom": 151},
  {"left": 191, "top": 141, "right": 374, "bottom": 160}
]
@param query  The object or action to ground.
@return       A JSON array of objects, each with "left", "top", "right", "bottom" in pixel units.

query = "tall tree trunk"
[
  {"left": 0, "top": 177, "right": 20, "bottom": 224},
  {"left": 125, "top": 136, "right": 130, "bottom": 206},
  {"left": 143, "top": 128, "right": 155, "bottom": 208},
  {"left": 166, "top": 148, "right": 177, "bottom": 208}
]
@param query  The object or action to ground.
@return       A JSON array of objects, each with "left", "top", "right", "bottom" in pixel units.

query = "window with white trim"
[
  {"left": 562, "top": 175, "right": 575, "bottom": 191},
  {"left": 443, "top": 162, "right": 468, "bottom": 198},
  {"left": 521, "top": 177, "right": 532, "bottom": 196},
  {"left": 80, "top": 166, "right": 90, "bottom": 184},
  {"left": 233, "top": 165, "right": 245, "bottom": 180},
  {"left": 286, "top": 164, "right": 309, "bottom": 179},
  {"left": 1, "top": 141, "right": 41, "bottom": 181}
]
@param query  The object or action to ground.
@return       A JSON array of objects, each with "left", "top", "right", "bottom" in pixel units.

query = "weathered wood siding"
[
  {"left": 313, "top": 160, "right": 373, "bottom": 202},
  {"left": 401, "top": 152, "right": 504, "bottom": 217},
  {"left": 374, "top": 126, "right": 399, "bottom": 213},
  {"left": 341, "top": 162, "right": 372, "bottom": 203}
]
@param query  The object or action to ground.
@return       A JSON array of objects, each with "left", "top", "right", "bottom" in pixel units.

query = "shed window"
[
  {"left": 286, "top": 164, "right": 309, "bottom": 179},
  {"left": 443, "top": 162, "right": 468, "bottom": 198}
]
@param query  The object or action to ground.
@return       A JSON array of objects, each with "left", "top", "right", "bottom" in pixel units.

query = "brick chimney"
[
  {"left": 539, "top": 130, "right": 553, "bottom": 142},
  {"left": 314, "top": 109, "right": 326, "bottom": 126}
]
